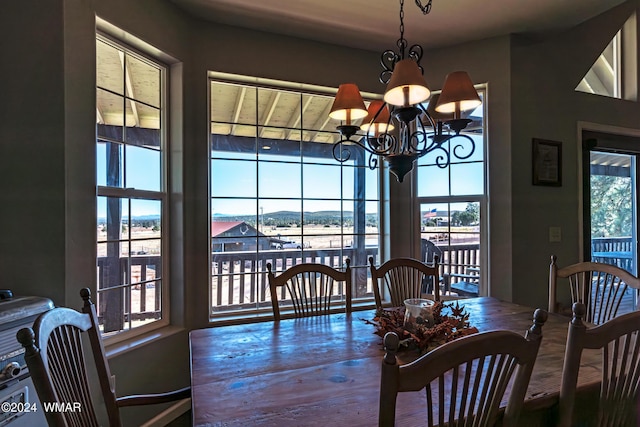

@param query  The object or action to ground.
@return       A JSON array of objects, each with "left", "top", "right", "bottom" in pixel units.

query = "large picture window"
[
  {"left": 96, "top": 35, "right": 168, "bottom": 338},
  {"left": 209, "top": 76, "right": 380, "bottom": 319}
]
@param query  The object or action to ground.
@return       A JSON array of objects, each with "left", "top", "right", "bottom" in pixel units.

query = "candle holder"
[
  {"left": 365, "top": 300, "right": 479, "bottom": 355},
  {"left": 403, "top": 298, "right": 435, "bottom": 329}
]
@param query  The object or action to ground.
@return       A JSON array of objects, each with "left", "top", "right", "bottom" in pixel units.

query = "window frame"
[
  {"left": 207, "top": 73, "right": 382, "bottom": 321},
  {"left": 414, "top": 85, "right": 488, "bottom": 296},
  {"left": 95, "top": 31, "right": 170, "bottom": 344}
]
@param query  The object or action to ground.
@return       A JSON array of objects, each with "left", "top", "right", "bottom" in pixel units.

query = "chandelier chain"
[
  {"left": 414, "top": 0, "right": 433, "bottom": 14},
  {"left": 398, "top": 0, "right": 406, "bottom": 58}
]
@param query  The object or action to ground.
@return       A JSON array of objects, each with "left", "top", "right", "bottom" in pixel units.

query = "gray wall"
[
  {"left": 509, "top": 0, "right": 640, "bottom": 310},
  {"left": 2, "top": 0, "right": 640, "bottom": 424}
]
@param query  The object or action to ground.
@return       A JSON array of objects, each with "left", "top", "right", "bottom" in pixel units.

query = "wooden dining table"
[{"left": 189, "top": 297, "right": 602, "bottom": 426}]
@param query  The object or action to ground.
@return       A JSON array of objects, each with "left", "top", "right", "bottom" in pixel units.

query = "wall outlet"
[{"left": 549, "top": 226, "right": 562, "bottom": 242}]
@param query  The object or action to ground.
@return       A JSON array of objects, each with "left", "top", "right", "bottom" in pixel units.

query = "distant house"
[{"left": 211, "top": 221, "right": 272, "bottom": 252}]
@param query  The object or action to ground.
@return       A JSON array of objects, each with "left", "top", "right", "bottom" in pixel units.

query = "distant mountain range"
[
  {"left": 213, "top": 210, "right": 355, "bottom": 222},
  {"left": 99, "top": 211, "right": 357, "bottom": 224},
  {"left": 100, "top": 208, "right": 443, "bottom": 223},
  {"left": 97, "top": 214, "right": 161, "bottom": 224}
]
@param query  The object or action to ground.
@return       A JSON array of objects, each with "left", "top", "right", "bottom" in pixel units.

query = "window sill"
[
  {"left": 208, "top": 301, "right": 377, "bottom": 325},
  {"left": 209, "top": 310, "right": 275, "bottom": 326},
  {"left": 105, "top": 325, "right": 185, "bottom": 359}
]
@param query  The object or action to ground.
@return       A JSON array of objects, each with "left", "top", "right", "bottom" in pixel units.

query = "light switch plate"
[{"left": 549, "top": 226, "right": 562, "bottom": 242}]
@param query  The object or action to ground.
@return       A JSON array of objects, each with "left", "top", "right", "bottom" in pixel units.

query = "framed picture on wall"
[{"left": 532, "top": 138, "right": 562, "bottom": 186}]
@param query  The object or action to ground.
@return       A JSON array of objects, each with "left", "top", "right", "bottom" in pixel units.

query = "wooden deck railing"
[
  {"left": 210, "top": 247, "right": 377, "bottom": 313},
  {"left": 94, "top": 238, "right": 638, "bottom": 325},
  {"left": 591, "top": 236, "right": 633, "bottom": 253},
  {"left": 96, "top": 243, "right": 482, "bottom": 322},
  {"left": 591, "top": 236, "right": 634, "bottom": 273},
  {"left": 96, "top": 255, "right": 161, "bottom": 332},
  {"left": 437, "top": 243, "right": 480, "bottom": 280}
]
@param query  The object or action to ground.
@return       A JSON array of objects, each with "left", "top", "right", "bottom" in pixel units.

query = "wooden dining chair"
[
  {"left": 369, "top": 256, "right": 440, "bottom": 309},
  {"left": 379, "top": 308, "right": 547, "bottom": 427},
  {"left": 421, "top": 238, "right": 443, "bottom": 265},
  {"left": 266, "top": 259, "right": 352, "bottom": 320},
  {"left": 16, "top": 288, "right": 190, "bottom": 427},
  {"left": 549, "top": 254, "right": 640, "bottom": 325},
  {"left": 558, "top": 302, "right": 640, "bottom": 427}
]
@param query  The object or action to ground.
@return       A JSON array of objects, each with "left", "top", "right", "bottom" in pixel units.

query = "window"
[
  {"left": 576, "top": 31, "right": 622, "bottom": 98},
  {"left": 96, "top": 35, "right": 168, "bottom": 339},
  {"left": 576, "top": 12, "right": 637, "bottom": 100},
  {"left": 209, "top": 75, "right": 379, "bottom": 319},
  {"left": 417, "top": 89, "right": 486, "bottom": 296}
]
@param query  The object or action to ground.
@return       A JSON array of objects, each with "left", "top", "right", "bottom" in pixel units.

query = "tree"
[
  {"left": 591, "top": 175, "right": 631, "bottom": 237},
  {"left": 451, "top": 203, "right": 479, "bottom": 226}
]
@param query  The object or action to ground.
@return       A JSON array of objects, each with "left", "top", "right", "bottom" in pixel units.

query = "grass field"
[{"left": 97, "top": 224, "right": 480, "bottom": 258}]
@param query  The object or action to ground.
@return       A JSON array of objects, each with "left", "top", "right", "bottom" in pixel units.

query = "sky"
[{"left": 98, "top": 103, "right": 484, "bottom": 218}]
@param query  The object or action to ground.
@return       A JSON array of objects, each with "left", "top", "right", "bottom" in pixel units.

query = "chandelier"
[{"left": 328, "top": 0, "right": 482, "bottom": 183}]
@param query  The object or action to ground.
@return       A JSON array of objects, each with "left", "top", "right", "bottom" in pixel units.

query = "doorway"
[{"left": 582, "top": 130, "right": 639, "bottom": 310}]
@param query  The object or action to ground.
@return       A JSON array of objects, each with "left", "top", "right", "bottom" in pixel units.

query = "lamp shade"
[
  {"left": 360, "top": 100, "right": 395, "bottom": 134},
  {"left": 384, "top": 59, "right": 431, "bottom": 107},
  {"left": 425, "top": 93, "right": 453, "bottom": 124},
  {"left": 329, "top": 83, "right": 368, "bottom": 123},
  {"left": 434, "top": 71, "right": 481, "bottom": 115}
]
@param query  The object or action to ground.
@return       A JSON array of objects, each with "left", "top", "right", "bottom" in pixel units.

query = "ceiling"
[
  {"left": 168, "top": 0, "right": 626, "bottom": 52},
  {"left": 99, "top": 0, "right": 630, "bottom": 156}
]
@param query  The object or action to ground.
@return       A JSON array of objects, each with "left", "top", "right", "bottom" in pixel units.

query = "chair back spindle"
[
  {"left": 267, "top": 259, "right": 352, "bottom": 320},
  {"left": 559, "top": 302, "right": 640, "bottom": 427},
  {"left": 17, "top": 288, "right": 190, "bottom": 427},
  {"left": 370, "top": 256, "right": 440, "bottom": 309},
  {"left": 549, "top": 255, "right": 640, "bottom": 324}
]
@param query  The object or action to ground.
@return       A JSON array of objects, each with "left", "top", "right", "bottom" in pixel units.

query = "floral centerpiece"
[{"left": 365, "top": 300, "right": 479, "bottom": 355}]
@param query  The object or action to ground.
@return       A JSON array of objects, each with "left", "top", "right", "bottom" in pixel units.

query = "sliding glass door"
[
  {"left": 587, "top": 150, "right": 636, "bottom": 274},
  {"left": 583, "top": 132, "right": 640, "bottom": 313}
]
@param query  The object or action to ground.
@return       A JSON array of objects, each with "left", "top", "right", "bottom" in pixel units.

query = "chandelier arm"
[
  {"left": 409, "top": 109, "right": 438, "bottom": 153},
  {"left": 416, "top": 133, "right": 476, "bottom": 165},
  {"left": 406, "top": 122, "right": 425, "bottom": 152},
  {"left": 414, "top": 133, "right": 476, "bottom": 165},
  {"left": 365, "top": 133, "right": 400, "bottom": 156},
  {"left": 433, "top": 147, "right": 451, "bottom": 168},
  {"left": 448, "top": 133, "right": 477, "bottom": 160},
  {"left": 418, "top": 103, "right": 437, "bottom": 129},
  {"left": 332, "top": 139, "right": 353, "bottom": 163},
  {"left": 406, "top": 44, "right": 424, "bottom": 71},
  {"left": 417, "top": 100, "right": 429, "bottom": 113},
  {"left": 412, "top": 134, "right": 451, "bottom": 168},
  {"left": 332, "top": 134, "right": 395, "bottom": 163},
  {"left": 412, "top": 129, "right": 440, "bottom": 155},
  {"left": 380, "top": 50, "right": 399, "bottom": 84},
  {"left": 368, "top": 153, "right": 378, "bottom": 170}
]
